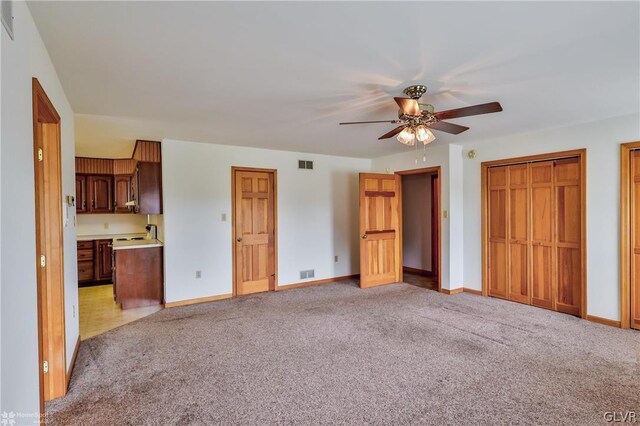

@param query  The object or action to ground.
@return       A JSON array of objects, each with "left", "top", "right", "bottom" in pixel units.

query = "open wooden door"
[{"left": 359, "top": 173, "right": 401, "bottom": 288}]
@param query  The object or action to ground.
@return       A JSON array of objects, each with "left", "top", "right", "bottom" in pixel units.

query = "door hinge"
[
  {"left": 40, "top": 255, "right": 46, "bottom": 268},
  {"left": 37, "top": 148, "right": 43, "bottom": 162},
  {"left": 43, "top": 360, "right": 49, "bottom": 373}
]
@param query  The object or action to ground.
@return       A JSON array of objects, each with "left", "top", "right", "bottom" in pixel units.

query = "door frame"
[
  {"left": 395, "top": 166, "right": 442, "bottom": 293},
  {"left": 620, "top": 141, "right": 640, "bottom": 329},
  {"left": 33, "top": 78, "right": 67, "bottom": 409},
  {"left": 231, "top": 166, "right": 278, "bottom": 297},
  {"left": 481, "top": 149, "right": 587, "bottom": 319}
]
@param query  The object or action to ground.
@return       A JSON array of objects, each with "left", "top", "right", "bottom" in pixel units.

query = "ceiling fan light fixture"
[
  {"left": 416, "top": 125, "right": 436, "bottom": 144},
  {"left": 397, "top": 127, "right": 416, "bottom": 146}
]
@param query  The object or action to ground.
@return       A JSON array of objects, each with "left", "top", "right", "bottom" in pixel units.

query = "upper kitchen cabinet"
[
  {"left": 88, "top": 175, "right": 113, "bottom": 213},
  {"left": 114, "top": 175, "right": 133, "bottom": 213},
  {"left": 136, "top": 162, "right": 163, "bottom": 214},
  {"left": 75, "top": 175, "right": 87, "bottom": 213},
  {"left": 75, "top": 141, "right": 162, "bottom": 215}
]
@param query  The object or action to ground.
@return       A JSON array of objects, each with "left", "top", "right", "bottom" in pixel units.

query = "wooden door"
[
  {"left": 508, "top": 165, "right": 530, "bottom": 303},
  {"left": 630, "top": 150, "right": 640, "bottom": 329},
  {"left": 487, "top": 167, "right": 508, "bottom": 299},
  {"left": 97, "top": 240, "right": 113, "bottom": 281},
  {"left": 88, "top": 175, "right": 113, "bottom": 213},
  {"left": 530, "top": 161, "right": 554, "bottom": 310},
  {"left": 234, "top": 170, "right": 276, "bottom": 296},
  {"left": 75, "top": 175, "right": 87, "bottom": 213},
  {"left": 359, "top": 173, "right": 401, "bottom": 288},
  {"left": 554, "top": 158, "right": 582, "bottom": 316},
  {"left": 113, "top": 175, "right": 132, "bottom": 213}
]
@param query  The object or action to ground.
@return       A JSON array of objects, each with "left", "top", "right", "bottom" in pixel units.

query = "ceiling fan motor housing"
[{"left": 402, "top": 85, "right": 428, "bottom": 99}]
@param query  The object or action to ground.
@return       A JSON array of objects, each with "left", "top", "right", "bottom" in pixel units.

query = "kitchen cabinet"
[
  {"left": 75, "top": 175, "right": 87, "bottom": 213},
  {"left": 113, "top": 175, "right": 133, "bottom": 213},
  {"left": 136, "top": 162, "right": 163, "bottom": 214},
  {"left": 97, "top": 239, "right": 113, "bottom": 281},
  {"left": 77, "top": 239, "right": 113, "bottom": 285},
  {"left": 88, "top": 175, "right": 113, "bottom": 213},
  {"left": 114, "top": 246, "right": 163, "bottom": 309}
]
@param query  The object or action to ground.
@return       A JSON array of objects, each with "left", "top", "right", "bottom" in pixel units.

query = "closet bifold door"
[
  {"left": 554, "top": 158, "right": 582, "bottom": 316},
  {"left": 530, "top": 161, "right": 554, "bottom": 310},
  {"left": 631, "top": 150, "right": 640, "bottom": 329},
  {"left": 488, "top": 167, "right": 508, "bottom": 299},
  {"left": 507, "top": 164, "right": 530, "bottom": 304}
]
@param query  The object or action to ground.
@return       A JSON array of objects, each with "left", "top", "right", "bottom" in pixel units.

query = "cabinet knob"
[{"left": 236, "top": 237, "right": 243, "bottom": 242}]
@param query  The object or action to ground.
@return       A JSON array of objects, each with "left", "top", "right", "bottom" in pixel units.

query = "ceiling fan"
[{"left": 339, "top": 85, "right": 502, "bottom": 146}]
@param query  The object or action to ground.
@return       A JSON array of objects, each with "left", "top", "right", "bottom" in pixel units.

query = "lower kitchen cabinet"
[
  {"left": 77, "top": 239, "right": 113, "bottom": 285},
  {"left": 114, "top": 247, "right": 164, "bottom": 309}
]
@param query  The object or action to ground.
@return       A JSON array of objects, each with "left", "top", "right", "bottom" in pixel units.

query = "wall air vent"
[
  {"left": 298, "top": 160, "right": 313, "bottom": 170},
  {"left": 1, "top": 0, "right": 13, "bottom": 40}
]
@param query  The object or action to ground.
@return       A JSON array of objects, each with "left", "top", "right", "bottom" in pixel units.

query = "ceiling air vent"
[
  {"left": 1, "top": 0, "right": 13, "bottom": 40},
  {"left": 298, "top": 160, "right": 313, "bottom": 170}
]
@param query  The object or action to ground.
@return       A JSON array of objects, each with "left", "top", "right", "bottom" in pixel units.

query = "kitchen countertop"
[
  {"left": 77, "top": 233, "right": 147, "bottom": 242},
  {"left": 112, "top": 239, "right": 164, "bottom": 250}
]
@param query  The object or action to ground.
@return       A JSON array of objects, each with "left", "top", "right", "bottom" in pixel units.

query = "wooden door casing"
[
  {"left": 359, "top": 173, "right": 401, "bottom": 288},
  {"left": 233, "top": 169, "right": 276, "bottom": 296},
  {"left": 631, "top": 150, "right": 640, "bottom": 329}
]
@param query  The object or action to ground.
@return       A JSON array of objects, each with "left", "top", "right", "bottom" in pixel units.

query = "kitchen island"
[{"left": 113, "top": 239, "right": 164, "bottom": 309}]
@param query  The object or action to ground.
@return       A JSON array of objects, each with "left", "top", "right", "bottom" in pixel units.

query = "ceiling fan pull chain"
[
  {"left": 423, "top": 143, "right": 427, "bottom": 163},
  {"left": 415, "top": 142, "right": 419, "bottom": 165}
]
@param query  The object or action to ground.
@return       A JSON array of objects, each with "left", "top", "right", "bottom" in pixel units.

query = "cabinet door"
[
  {"left": 88, "top": 175, "right": 113, "bottom": 213},
  {"left": 114, "top": 175, "right": 133, "bottom": 213},
  {"left": 97, "top": 240, "right": 113, "bottom": 281},
  {"left": 137, "top": 162, "right": 163, "bottom": 214},
  {"left": 75, "top": 175, "right": 87, "bottom": 213},
  {"left": 487, "top": 167, "right": 508, "bottom": 299}
]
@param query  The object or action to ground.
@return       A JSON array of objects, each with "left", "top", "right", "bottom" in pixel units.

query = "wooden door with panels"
[
  {"left": 233, "top": 168, "right": 277, "bottom": 296},
  {"left": 484, "top": 151, "right": 585, "bottom": 318},
  {"left": 359, "top": 173, "right": 402, "bottom": 288},
  {"left": 631, "top": 149, "right": 640, "bottom": 329}
]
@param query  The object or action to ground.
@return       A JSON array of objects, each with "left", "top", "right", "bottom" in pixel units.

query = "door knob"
[
  {"left": 361, "top": 234, "right": 368, "bottom": 239},
  {"left": 236, "top": 237, "right": 243, "bottom": 242}
]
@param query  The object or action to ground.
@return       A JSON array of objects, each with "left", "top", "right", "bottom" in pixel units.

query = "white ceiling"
[{"left": 29, "top": 1, "right": 639, "bottom": 159}]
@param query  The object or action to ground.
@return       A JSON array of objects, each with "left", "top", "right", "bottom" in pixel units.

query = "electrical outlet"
[
  {"left": 104, "top": 222, "right": 109, "bottom": 230},
  {"left": 72, "top": 305, "right": 76, "bottom": 318},
  {"left": 300, "top": 270, "right": 307, "bottom": 279},
  {"left": 196, "top": 270, "right": 202, "bottom": 279},
  {"left": 334, "top": 255, "right": 338, "bottom": 263},
  {"left": 307, "top": 269, "right": 314, "bottom": 278},
  {"left": 221, "top": 213, "right": 227, "bottom": 222}
]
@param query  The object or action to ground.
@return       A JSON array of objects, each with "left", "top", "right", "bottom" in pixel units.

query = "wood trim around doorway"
[
  {"left": 33, "top": 78, "right": 67, "bottom": 410},
  {"left": 620, "top": 141, "right": 640, "bottom": 329},
  {"left": 481, "top": 149, "right": 587, "bottom": 318},
  {"left": 395, "top": 166, "right": 442, "bottom": 293},
  {"left": 231, "top": 166, "right": 278, "bottom": 297}
]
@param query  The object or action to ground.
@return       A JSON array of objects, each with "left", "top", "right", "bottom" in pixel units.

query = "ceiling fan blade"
[
  {"left": 429, "top": 121, "right": 470, "bottom": 135},
  {"left": 378, "top": 125, "right": 407, "bottom": 140},
  {"left": 434, "top": 102, "right": 503, "bottom": 120},
  {"left": 339, "top": 120, "right": 400, "bottom": 125},
  {"left": 394, "top": 97, "right": 421, "bottom": 116}
]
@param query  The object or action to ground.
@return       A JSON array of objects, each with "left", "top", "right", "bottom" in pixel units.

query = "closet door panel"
[
  {"left": 488, "top": 167, "right": 508, "bottom": 299},
  {"left": 508, "top": 165, "right": 529, "bottom": 303},
  {"left": 555, "top": 158, "right": 582, "bottom": 317},
  {"left": 530, "top": 161, "right": 554, "bottom": 310}
]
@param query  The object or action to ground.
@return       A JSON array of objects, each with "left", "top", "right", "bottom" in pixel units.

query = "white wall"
[
  {"left": 1, "top": 2, "right": 78, "bottom": 414},
  {"left": 402, "top": 173, "right": 433, "bottom": 271},
  {"left": 162, "top": 139, "right": 371, "bottom": 303},
  {"left": 77, "top": 213, "right": 149, "bottom": 237},
  {"left": 461, "top": 114, "right": 640, "bottom": 321},
  {"left": 371, "top": 143, "right": 464, "bottom": 291}
]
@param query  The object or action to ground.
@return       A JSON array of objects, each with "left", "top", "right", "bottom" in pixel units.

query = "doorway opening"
[
  {"left": 397, "top": 167, "right": 441, "bottom": 292},
  {"left": 231, "top": 167, "right": 278, "bottom": 296},
  {"left": 33, "top": 78, "right": 67, "bottom": 408}
]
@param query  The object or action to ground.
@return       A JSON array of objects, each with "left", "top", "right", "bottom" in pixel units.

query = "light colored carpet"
[{"left": 47, "top": 280, "right": 640, "bottom": 425}]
